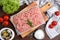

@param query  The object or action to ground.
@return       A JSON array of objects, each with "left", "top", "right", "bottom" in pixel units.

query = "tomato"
[
  {"left": 52, "top": 21, "right": 57, "bottom": 26},
  {"left": 55, "top": 11, "right": 60, "bottom": 16},
  {"left": 0, "top": 17, "right": 3, "bottom": 23},
  {"left": 49, "top": 24, "right": 54, "bottom": 28},
  {"left": 3, "top": 21, "right": 9, "bottom": 26},
  {"left": 3, "top": 15, "right": 9, "bottom": 21}
]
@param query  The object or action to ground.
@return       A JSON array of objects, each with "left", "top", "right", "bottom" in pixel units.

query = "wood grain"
[{"left": 10, "top": 2, "right": 52, "bottom": 38}]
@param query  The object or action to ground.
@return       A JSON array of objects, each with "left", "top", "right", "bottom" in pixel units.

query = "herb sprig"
[{"left": 27, "top": 19, "right": 33, "bottom": 27}]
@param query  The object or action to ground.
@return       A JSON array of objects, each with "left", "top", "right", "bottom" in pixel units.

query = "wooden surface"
[
  {"left": 0, "top": 4, "right": 60, "bottom": 40},
  {"left": 10, "top": 2, "right": 50, "bottom": 38}
]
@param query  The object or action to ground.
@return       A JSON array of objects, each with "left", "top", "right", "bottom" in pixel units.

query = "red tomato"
[
  {"left": 52, "top": 21, "right": 57, "bottom": 26},
  {"left": 0, "top": 17, "right": 3, "bottom": 23},
  {"left": 3, "top": 21, "right": 9, "bottom": 26},
  {"left": 49, "top": 24, "right": 54, "bottom": 28},
  {"left": 55, "top": 11, "right": 60, "bottom": 16},
  {"left": 3, "top": 15, "right": 9, "bottom": 21}
]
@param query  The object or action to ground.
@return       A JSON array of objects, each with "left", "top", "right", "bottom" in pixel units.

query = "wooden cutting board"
[{"left": 10, "top": 2, "right": 52, "bottom": 38}]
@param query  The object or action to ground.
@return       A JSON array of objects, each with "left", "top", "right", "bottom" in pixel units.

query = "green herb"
[
  {"left": 27, "top": 19, "right": 33, "bottom": 27},
  {"left": 0, "top": 0, "right": 2, "bottom": 6}
]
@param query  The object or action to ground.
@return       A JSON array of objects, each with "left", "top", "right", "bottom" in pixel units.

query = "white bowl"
[
  {"left": 34, "top": 29, "right": 45, "bottom": 40},
  {"left": 0, "top": 28, "right": 15, "bottom": 40}
]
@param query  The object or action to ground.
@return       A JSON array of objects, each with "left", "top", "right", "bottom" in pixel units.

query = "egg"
[{"left": 34, "top": 29, "right": 45, "bottom": 39}]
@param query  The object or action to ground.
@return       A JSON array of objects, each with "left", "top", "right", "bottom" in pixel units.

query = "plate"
[{"left": 45, "top": 16, "right": 60, "bottom": 39}]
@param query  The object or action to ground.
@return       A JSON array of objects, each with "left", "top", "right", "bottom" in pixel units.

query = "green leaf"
[
  {"left": 27, "top": 19, "right": 33, "bottom": 27},
  {"left": 0, "top": 0, "right": 3, "bottom": 6},
  {"left": 2, "top": 0, "right": 20, "bottom": 14}
]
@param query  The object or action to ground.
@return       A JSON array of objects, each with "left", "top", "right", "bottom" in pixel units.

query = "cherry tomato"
[
  {"left": 52, "top": 21, "right": 57, "bottom": 26},
  {"left": 55, "top": 11, "right": 60, "bottom": 16},
  {"left": 0, "top": 17, "right": 3, "bottom": 23},
  {"left": 3, "top": 21, "right": 9, "bottom": 26},
  {"left": 3, "top": 15, "right": 9, "bottom": 21},
  {"left": 49, "top": 24, "right": 54, "bottom": 28}
]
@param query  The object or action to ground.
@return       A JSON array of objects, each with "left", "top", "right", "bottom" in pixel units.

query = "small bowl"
[
  {"left": 34, "top": 29, "right": 45, "bottom": 40},
  {"left": 0, "top": 28, "right": 15, "bottom": 40}
]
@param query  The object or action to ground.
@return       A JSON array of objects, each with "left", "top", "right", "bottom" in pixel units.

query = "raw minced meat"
[{"left": 12, "top": 6, "right": 45, "bottom": 34}]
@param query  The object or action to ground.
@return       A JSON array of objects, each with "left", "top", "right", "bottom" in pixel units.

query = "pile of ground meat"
[{"left": 13, "top": 6, "right": 45, "bottom": 34}]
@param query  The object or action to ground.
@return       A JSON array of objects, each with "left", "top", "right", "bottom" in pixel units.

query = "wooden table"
[{"left": 0, "top": 4, "right": 60, "bottom": 40}]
